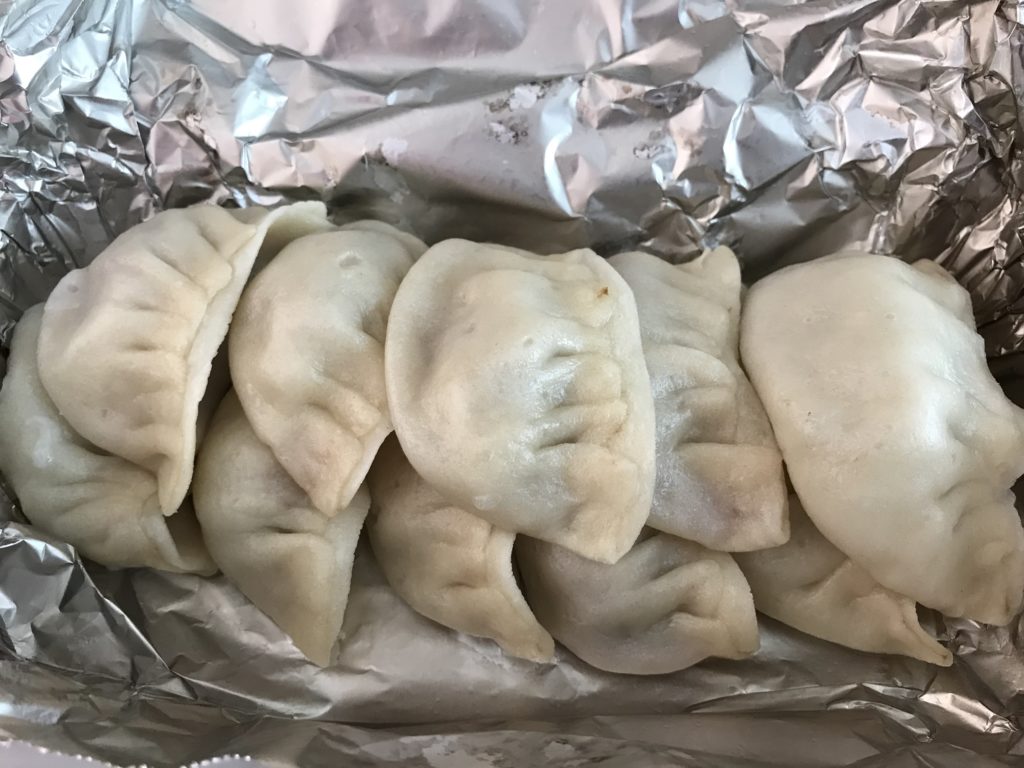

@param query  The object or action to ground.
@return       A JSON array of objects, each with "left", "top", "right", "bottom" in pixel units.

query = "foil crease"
[{"left": 2, "top": 0, "right": 1024, "bottom": 766}]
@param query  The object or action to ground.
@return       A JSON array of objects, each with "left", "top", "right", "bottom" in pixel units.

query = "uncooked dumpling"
[
  {"left": 192, "top": 391, "right": 370, "bottom": 666},
  {"left": 230, "top": 222, "right": 425, "bottom": 515},
  {"left": 741, "top": 253, "right": 1024, "bottom": 624},
  {"left": 517, "top": 530, "right": 759, "bottom": 674},
  {"left": 37, "top": 201, "right": 331, "bottom": 516},
  {"left": 609, "top": 248, "right": 788, "bottom": 551},
  {"left": 366, "top": 436, "right": 554, "bottom": 663},
  {"left": 0, "top": 306, "right": 215, "bottom": 574},
  {"left": 386, "top": 239, "right": 656, "bottom": 564},
  {"left": 736, "top": 496, "right": 952, "bottom": 665}
]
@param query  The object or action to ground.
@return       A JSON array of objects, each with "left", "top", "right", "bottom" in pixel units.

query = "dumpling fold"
[
  {"left": 0, "top": 306, "right": 215, "bottom": 574},
  {"left": 367, "top": 436, "right": 554, "bottom": 662},
  {"left": 609, "top": 248, "right": 788, "bottom": 552},
  {"left": 37, "top": 202, "right": 331, "bottom": 516},
  {"left": 193, "top": 391, "right": 369, "bottom": 666},
  {"left": 230, "top": 221, "right": 425, "bottom": 516},
  {"left": 741, "top": 253, "right": 1024, "bottom": 624},
  {"left": 517, "top": 530, "right": 759, "bottom": 675},
  {"left": 385, "top": 239, "right": 656, "bottom": 564},
  {"left": 737, "top": 495, "right": 952, "bottom": 666}
]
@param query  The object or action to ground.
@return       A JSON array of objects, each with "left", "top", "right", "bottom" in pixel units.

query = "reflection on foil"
[{"left": 2, "top": 0, "right": 1024, "bottom": 765}]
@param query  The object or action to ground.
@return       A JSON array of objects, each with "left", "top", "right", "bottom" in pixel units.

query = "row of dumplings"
[{"left": 2, "top": 200, "right": 1022, "bottom": 673}]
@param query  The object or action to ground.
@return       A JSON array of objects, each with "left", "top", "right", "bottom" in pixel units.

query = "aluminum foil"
[{"left": 2, "top": 0, "right": 1024, "bottom": 765}]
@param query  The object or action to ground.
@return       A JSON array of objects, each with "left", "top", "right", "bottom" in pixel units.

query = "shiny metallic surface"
[{"left": 2, "top": 0, "right": 1024, "bottom": 765}]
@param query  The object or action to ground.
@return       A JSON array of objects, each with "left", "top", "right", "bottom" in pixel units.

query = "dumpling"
[
  {"left": 366, "top": 436, "right": 554, "bottom": 663},
  {"left": 608, "top": 248, "right": 788, "bottom": 551},
  {"left": 0, "top": 306, "right": 215, "bottom": 574},
  {"left": 741, "top": 253, "right": 1024, "bottom": 624},
  {"left": 338, "top": 218, "right": 428, "bottom": 256},
  {"left": 386, "top": 239, "right": 656, "bottom": 564},
  {"left": 192, "top": 391, "right": 370, "bottom": 666},
  {"left": 37, "top": 201, "right": 331, "bottom": 516},
  {"left": 229, "top": 222, "right": 426, "bottom": 515},
  {"left": 736, "top": 496, "right": 952, "bottom": 665},
  {"left": 516, "top": 530, "right": 759, "bottom": 675}
]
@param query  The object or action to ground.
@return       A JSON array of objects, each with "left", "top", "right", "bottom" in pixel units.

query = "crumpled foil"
[{"left": 2, "top": 0, "right": 1024, "bottom": 766}]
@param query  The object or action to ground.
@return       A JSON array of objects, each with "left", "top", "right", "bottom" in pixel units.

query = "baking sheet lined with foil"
[{"left": 2, "top": 0, "right": 1024, "bottom": 766}]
